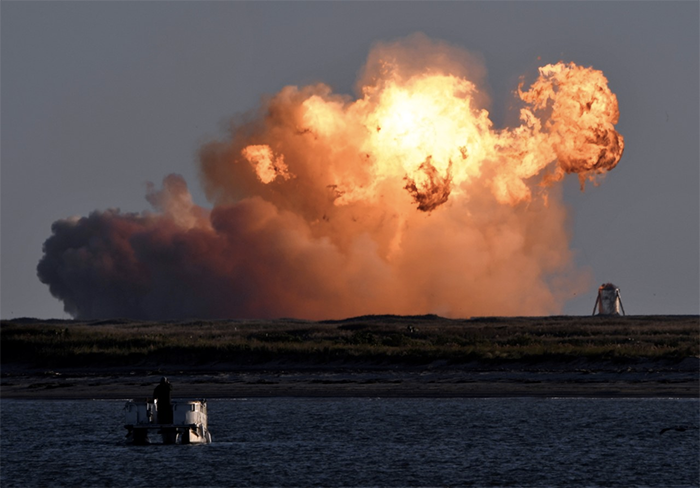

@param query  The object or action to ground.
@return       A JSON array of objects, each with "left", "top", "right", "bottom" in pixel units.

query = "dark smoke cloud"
[{"left": 37, "top": 175, "right": 585, "bottom": 320}]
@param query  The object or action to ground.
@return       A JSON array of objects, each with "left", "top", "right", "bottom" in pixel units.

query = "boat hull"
[{"left": 124, "top": 399, "right": 211, "bottom": 445}]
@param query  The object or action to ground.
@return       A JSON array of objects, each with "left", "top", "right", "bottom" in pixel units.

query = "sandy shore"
[{"left": 3, "top": 359, "right": 698, "bottom": 399}]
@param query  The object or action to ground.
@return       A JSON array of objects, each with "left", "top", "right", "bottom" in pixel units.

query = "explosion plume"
[{"left": 38, "top": 35, "right": 624, "bottom": 320}]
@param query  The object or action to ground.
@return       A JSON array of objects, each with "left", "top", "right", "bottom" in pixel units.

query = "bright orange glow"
[
  {"left": 194, "top": 37, "right": 625, "bottom": 318},
  {"left": 39, "top": 36, "right": 626, "bottom": 320},
  {"left": 241, "top": 144, "right": 292, "bottom": 184},
  {"left": 518, "top": 62, "right": 625, "bottom": 188},
  {"left": 238, "top": 59, "right": 623, "bottom": 212}
]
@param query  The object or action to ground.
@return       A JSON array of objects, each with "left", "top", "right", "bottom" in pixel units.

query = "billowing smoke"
[{"left": 38, "top": 34, "right": 624, "bottom": 320}]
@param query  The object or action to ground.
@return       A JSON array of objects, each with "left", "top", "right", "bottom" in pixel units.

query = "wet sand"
[{"left": 3, "top": 359, "right": 698, "bottom": 399}]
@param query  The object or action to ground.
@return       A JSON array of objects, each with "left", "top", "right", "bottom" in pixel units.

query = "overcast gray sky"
[{"left": 2, "top": 1, "right": 698, "bottom": 319}]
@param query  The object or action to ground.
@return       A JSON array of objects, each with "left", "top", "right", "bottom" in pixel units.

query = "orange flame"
[
  {"left": 39, "top": 36, "right": 624, "bottom": 320},
  {"left": 194, "top": 38, "right": 624, "bottom": 317},
  {"left": 518, "top": 62, "right": 625, "bottom": 188},
  {"left": 228, "top": 60, "right": 622, "bottom": 213},
  {"left": 241, "top": 144, "right": 293, "bottom": 184}
]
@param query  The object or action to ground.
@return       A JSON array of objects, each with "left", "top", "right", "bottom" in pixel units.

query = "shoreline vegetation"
[
  {"left": 3, "top": 314, "right": 698, "bottom": 367},
  {"left": 2, "top": 315, "right": 698, "bottom": 399}
]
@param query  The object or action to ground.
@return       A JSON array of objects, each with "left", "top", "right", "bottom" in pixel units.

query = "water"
[{"left": 1, "top": 398, "right": 698, "bottom": 487}]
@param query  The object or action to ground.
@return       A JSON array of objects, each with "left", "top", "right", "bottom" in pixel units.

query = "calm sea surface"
[{"left": 1, "top": 397, "right": 698, "bottom": 487}]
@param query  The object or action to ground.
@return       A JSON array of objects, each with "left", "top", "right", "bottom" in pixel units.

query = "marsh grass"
[{"left": 1, "top": 315, "right": 697, "bottom": 369}]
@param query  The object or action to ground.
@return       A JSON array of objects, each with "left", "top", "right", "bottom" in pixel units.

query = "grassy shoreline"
[{"left": 2, "top": 314, "right": 698, "bottom": 371}]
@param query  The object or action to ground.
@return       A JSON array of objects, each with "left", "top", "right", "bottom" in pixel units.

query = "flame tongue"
[
  {"left": 518, "top": 62, "right": 625, "bottom": 187},
  {"left": 39, "top": 36, "right": 625, "bottom": 320},
  {"left": 235, "top": 61, "right": 623, "bottom": 212},
  {"left": 241, "top": 145, "right": 293, "bottom": 184}
]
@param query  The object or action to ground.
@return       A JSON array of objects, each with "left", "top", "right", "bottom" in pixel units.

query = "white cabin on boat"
[{"left": 124, "top": 399, "right": 212, "bottom": 445}]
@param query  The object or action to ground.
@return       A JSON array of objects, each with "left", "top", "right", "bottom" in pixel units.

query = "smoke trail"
[{"left": 38, "top": 34, "right": 623, "bottom": 320}]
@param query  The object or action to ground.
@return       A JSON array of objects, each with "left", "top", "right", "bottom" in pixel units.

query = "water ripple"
[{"left": 1, "top": 398, "right": 698, "bottom": 487}]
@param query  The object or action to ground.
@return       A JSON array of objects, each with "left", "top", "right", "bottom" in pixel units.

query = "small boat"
[{"left": 124, "top": 399, "right": 212, "bottom": 445}]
